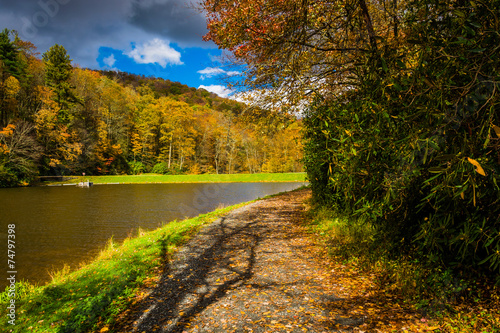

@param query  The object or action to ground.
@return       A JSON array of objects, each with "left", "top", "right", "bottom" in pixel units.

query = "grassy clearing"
[
  {"left": 42, "top": 172, "right": 307, "bottom": 185},
  {"left": 305, "top": 206, "right": 500, "bottom": 332},
  {"left": 0, "top": 200, "right": 255, "bottom": 333}
]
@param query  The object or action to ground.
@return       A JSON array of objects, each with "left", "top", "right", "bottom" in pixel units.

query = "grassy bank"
[
  {"left": 0, "top": 200, "right": 257, "bottom": 333},
  {"left": 42, "top": 172, "right": 307, "bottom": 186},
  {"left": 305, "top": 206, "right": 500, "bottom": 332}
]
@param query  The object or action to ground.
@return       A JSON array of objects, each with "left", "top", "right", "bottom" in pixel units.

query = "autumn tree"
[
  {"left": 155, "top": 98, "right": 198, "bottom": 172},
  {"left": 0, "top": 123, "right": 44, "bottom": 190},
  {"left": 34, "top": 86, "right": 83, "bottom": 174},
  {"left": 129, "top": 86, "right": 157, "bottom": 166},
  {"left": 14, "top": 39, "right": 44, "bottom": 121},
  {"left": 201, "top": 0, "right": 395, "bottom": 108},
  {"left": 90, "top": 77, "right": 133, "bottom": 174}
]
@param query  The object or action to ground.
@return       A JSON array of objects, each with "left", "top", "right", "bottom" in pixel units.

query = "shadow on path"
[{"left": 115, "top": 203, "right": 267, "bottom": 332}]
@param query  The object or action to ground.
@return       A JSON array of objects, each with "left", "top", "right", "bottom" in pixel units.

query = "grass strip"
[
  {"left": 43, "top": 172, "right": 307, "bottom": 186},
  {"left": 0, "top": 200, "right": 257, "bottom": 333}
]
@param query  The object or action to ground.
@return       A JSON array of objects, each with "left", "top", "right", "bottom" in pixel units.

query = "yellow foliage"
[
  {"left": 189, "top": 163, "right": 202, "bottom": 175},
  {"left": 0, "top": 124, "right": 16, "bottom": 137},
  {"left": 4, "top": 76, "right": 21, "bottom": 97},
  {"left": 49, "top": 159, "right": 61, "bottom": 167}
]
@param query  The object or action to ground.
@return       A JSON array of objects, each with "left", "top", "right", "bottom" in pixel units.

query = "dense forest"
[
  {"left": 0, "top": 29, "right": 303, "bottom": 187},
  {"left": 202, "top": 0, "right": 500, "bottom": 280}
]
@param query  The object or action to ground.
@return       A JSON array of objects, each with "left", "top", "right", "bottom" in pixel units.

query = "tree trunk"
[
  {"left": 358, "top": 0, "right": 378, "bottom": 53},
  {"left": 168, "top": 137, "right": 172, "bottom": 169}
]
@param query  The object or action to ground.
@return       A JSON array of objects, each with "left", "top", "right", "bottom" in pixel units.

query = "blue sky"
[
  {"left": 0, "top": 0, "right": 241, "bottom": 97},
  {"left": 96, "top": 42, "right": 241, "bottom": 97}
]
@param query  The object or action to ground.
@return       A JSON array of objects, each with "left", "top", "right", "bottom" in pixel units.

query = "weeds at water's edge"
[
  {"left": 304, "top": 205, "right": 500, "bottom": 332},
  {"left": 0, "top": 200, "right": 256, "bottom": 333}
]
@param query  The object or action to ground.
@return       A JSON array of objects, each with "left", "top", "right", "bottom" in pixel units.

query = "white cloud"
[
  {"left": 197, "top": 67, "right": 241, "bottom": 80},
  {"left": 198, "top": 85, "right": 234, "bottom": 98},
  {"left": 103, "top": 54, "right": 116, "bottom": 67},
  {"left": 127, "top": 38, "right": 183, "bottom": 67}
]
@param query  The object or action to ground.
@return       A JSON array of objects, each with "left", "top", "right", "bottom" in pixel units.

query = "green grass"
[
  {"left": 43, "top": 172, "right": 307, "bottom": 185},
  {"left": 0, "top": 200, "right": 256, "bottom": 333}
]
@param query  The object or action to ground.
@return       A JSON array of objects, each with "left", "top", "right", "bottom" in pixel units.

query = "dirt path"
[{"left": 111, "top": 188, "right": 354, "bottom": 332}]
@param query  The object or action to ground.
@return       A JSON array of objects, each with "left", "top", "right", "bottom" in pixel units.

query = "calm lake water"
[{"left": 0, "top": 182, "right": 306, "bottom": 289}]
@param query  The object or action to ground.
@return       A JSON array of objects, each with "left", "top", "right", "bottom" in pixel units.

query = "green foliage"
[
  {"left": 151, "top": 162, "right": 169, "bottom": 174},
  {"left": 127, "top": 160, "right": 145, "bottom": 175},
  {"left": 42, "top": 44, "right": 79, "bottom": 124},
  {"left": 0, "top": 163, "right": 17, "bottom": 187},
  {"left": 0, "top": 29, "right": 24, "bottom": 127},
  {"left": 303, "top": 0, "right": 500, "bottom": 280},
  {"left": 0, "top": 29, "right": 21, "bottom": 76}
]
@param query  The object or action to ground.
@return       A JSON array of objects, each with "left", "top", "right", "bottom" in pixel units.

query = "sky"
[{"left": 0, "top": 0, "right": 241, "bottom": 98}]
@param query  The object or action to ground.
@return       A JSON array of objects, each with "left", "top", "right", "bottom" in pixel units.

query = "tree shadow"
[{"left": 117, "top": 213, "right": 264, "bottom": 333}]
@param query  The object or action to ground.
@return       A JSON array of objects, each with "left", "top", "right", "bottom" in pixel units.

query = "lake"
[{"left": 0, "top": 182, "right": 306, "bottom": 289}]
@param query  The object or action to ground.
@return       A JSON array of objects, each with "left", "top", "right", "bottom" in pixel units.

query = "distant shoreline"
[{"left": 39, "top": 172, "right": 308, "bottom": 186}]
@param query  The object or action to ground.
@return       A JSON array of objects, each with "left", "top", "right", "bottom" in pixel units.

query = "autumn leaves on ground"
[{"left": 107, "top": 189, "right": 445, "bottom": 333}]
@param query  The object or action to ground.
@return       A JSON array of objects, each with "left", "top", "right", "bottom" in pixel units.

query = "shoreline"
[{"left": 37, "top": 172, "right": 308, "bottom": 187}]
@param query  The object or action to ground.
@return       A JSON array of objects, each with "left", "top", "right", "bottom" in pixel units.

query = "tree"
[
  {"left": 0, "top": 29, "right": 24, "bottom": 127},
  {"left": 34, "top": 86, "right": 82, "bottom": 174},
  {"left": 155, "top": 98, "right": 198, "bottom": 172},
  {"left": 14, "top": 39, "right": 44, "bottom": 122},
  {"left": 0, "top": 121, "right": 42, "bottom": 186},
  {"left": 200, "top": 0, "right": 393, "bottom": 108},
  {"left": 92, "top": 77, "right": 133, "bottom": 174},
  {"left": 42, "top": 44, "right": 78, "bottom": 124}
]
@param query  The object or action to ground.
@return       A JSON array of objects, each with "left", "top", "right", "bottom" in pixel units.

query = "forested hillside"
[
  {"left": 201, "top": 0, "right": 500, "bottom": 282},
  {"left": 0, "top": 29, "right": 303, "bottom": 187}
]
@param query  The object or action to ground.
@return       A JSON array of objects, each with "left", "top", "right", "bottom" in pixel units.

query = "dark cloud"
[
  {"left": 128, "top": 0, "right": 208, "bottom": 46},
  {"left": 0, "top": 0, "right": 210, "bottom": 67}
]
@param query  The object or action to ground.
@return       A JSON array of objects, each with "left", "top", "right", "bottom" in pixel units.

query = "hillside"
[{"left": 97, "top": 70, "right": 245, "bottom": 115}]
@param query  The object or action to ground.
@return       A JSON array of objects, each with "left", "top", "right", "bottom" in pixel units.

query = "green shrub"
[
  {"left": 151, "top": 162, "right": 169, "bottom": 174},
  {"left": 303, "top": 0, "right": 500, "bottom": 281},
  {"left": 127, "top": 160, "right": 145, "bottom": 175},
  {"left": 0, "top": 164, "right": 18, "bottom": 187}
]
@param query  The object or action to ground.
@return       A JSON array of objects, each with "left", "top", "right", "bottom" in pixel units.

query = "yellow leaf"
[
  {"left": 100, "top": 327, "right": 109, "bottom": 333},
  {"left": 492, "top": 124, "right": 500, "bottom": 138},
  {"left": 460, "top": 192, "right": 464, "bottom": 200},
  {"left": 467, "top": 157, "right": 486, "bottom": 176}
]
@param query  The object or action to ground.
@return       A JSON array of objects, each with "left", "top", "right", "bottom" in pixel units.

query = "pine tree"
[
  {"left": 42, "top": 44, "right": 78, "bottom": 124},
  {"left": 0, "top": 29, "right": 23, "bottom": 127}
]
